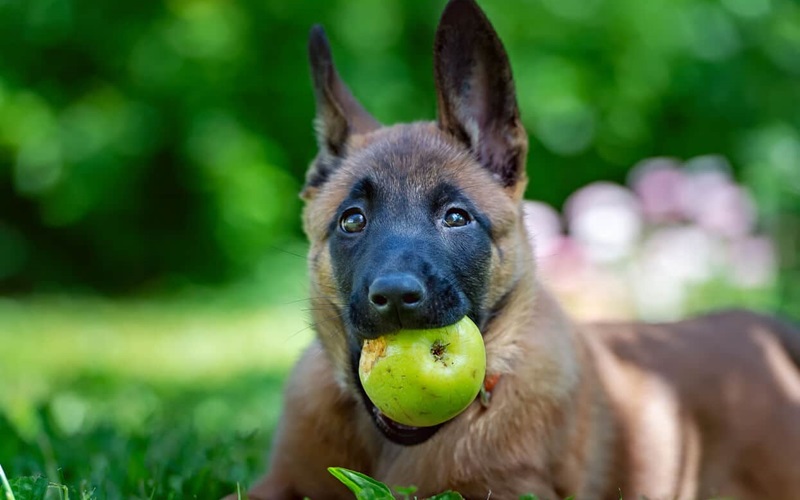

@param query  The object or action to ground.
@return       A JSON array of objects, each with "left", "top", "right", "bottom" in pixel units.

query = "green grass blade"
[
  {"left": 327, "top": 467, "right": 394, "bottom": 500},
  {"left": 427, "top": 492, "right": 463, "bottom": 500},
  {"left": 55, "top": 483, "right": 69, "bottom": 500},
  {"left": 0, "top": 466, "right": 15, "bottom": 500}
]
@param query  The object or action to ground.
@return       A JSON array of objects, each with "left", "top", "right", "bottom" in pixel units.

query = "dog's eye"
[
  {"left": 443, "top": 208, "right": 470, "bottom": 228},
  {"left": 340, "top": 208, "right": 367, "bottom": 233}
]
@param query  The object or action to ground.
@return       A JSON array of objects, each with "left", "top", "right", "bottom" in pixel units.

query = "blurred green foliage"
[{"left": 0, "top": 0, "right": 798, "bottom": 297}]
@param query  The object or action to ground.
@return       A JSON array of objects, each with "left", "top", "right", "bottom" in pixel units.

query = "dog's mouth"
[
  {"left": 368, "top": 401, "right": 443, "bottom": 446},
  {"left": 349, "top": 343, "right": 445, "bottom": 446}
]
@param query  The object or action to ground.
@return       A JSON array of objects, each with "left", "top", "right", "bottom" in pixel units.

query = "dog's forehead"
[{"left": 341, "top": 123, "right": 490, "bottom": 200}]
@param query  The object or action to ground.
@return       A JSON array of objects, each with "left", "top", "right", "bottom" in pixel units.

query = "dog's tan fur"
[{"left": 236, "top": 1, "right": 800, "bottom": 498}]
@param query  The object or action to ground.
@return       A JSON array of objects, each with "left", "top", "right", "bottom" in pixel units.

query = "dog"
[{"left": 236, "top": 0, "right": 800, "bottom": 498}]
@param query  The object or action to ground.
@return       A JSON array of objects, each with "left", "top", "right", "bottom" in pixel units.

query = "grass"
[{"left": 0, "top": 252, "right": 313, "bottom": 499}]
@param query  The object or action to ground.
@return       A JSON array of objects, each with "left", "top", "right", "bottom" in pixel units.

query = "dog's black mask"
[{"left": 328, "top": 174, "right": 493, "bottom": 445}]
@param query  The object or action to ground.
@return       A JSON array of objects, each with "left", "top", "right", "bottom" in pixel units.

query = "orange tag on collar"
[{"left": 479, "top": 373, "right": 502, "bottom": 408}]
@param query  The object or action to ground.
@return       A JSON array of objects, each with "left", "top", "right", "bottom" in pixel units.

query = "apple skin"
[{"left": 358, "top": 316, "right": 486, "bottom": 427}]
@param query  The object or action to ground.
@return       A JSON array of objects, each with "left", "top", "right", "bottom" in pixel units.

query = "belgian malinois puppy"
[{"left": 238, "top": 0, "right": 800, "bottom": 498}]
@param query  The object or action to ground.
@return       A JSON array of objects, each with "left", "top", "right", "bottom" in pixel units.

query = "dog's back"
[{"left": 583, "top": 310, "right": 800, "bottom": 499}]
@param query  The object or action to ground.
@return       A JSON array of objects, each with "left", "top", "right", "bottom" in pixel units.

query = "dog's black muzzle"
[{"left": 347, "top": 241, "right": 470, "bottom": 340}]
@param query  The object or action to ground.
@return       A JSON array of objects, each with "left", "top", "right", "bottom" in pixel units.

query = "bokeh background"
[{"left": 1, "top": 0, "right": 799, "bottom": 497}]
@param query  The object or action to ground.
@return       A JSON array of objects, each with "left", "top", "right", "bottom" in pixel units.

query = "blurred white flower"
[
  {"left": 565, "top": 182, "right": 643, "bottom": 263},
  {"left": 640, "top": 225, "right": 722, "bottom": 285},
  {"left": 628, "top": 225, "right": 724, "bottom": 320},
  {"left": 629, "top": 263, "right": 687, "bottom": 321}
]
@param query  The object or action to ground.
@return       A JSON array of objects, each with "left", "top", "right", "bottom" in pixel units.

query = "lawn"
[{"left": 0, "top": 253, "right": 312, "bottom": 499}]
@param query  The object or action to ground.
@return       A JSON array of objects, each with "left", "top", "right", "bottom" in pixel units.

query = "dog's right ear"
[{"left": 303, "top": 25, "right": 380, "bottom": 199}]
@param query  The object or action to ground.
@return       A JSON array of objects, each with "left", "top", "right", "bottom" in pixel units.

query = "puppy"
[{"left": 237, "top": 1, "right": 800, "bottom": 498}]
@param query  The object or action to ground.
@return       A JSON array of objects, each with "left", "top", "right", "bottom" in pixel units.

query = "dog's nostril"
[
  {"left": 371, "top": 294, "right": 389, "bottom": 307},
  {"left": 402, "top": 292, "right": 421, "bottom": 305}
]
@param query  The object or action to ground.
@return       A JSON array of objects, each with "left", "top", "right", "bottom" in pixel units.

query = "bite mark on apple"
[{"left": 360, "top": 336, "right": 388, "bottom": 375}]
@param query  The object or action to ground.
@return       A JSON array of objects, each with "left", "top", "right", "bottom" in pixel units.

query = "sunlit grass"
[
  {"left": 0, "top": 255, "right": 314, "bottom": 498},
  {"left": 1, "top": 295, "right": 309, "bottom": 396}
]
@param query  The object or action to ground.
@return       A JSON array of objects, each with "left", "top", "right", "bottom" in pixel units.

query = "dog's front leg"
[{"left": 228, "top": 341, "right": 376, "bottom": 500}]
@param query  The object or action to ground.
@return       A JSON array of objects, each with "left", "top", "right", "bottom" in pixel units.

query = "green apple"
[{"left": 358, "top": 316, "right": 486, "bottom": 427}]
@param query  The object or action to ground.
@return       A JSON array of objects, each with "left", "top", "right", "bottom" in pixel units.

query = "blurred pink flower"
[
  {"left": 628, "top": 157, "right": 688, "bottom": 223},
  {"left": 695, "top": 183, "right": 756, "bottom": 239},
  {"left": 677, "top": 156, "right": 755, "bottom": 238},
  {"left": 678, "top": 157, "right": 732, "bottom": 218}
]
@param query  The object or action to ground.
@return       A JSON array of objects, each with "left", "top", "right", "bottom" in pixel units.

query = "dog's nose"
[{"left": 368, "top": 273, "right": 426, "bottom": 314}]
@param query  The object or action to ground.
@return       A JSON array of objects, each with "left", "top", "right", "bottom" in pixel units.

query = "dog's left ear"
[{"left": 434, "top": 0, "right": 528, "bottom": 194}]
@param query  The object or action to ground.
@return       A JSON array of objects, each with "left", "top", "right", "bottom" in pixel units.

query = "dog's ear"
[
  {"left": 303, "top": 25, "right": 380, "bottom": 199},
  {"left": 434, "top": 0, "right": 528, "bottom": 193}
]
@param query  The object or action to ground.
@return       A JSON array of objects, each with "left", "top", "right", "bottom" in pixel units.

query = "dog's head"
[{"left": 301, "top": 0, "right": 531, "bottom": 445}]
